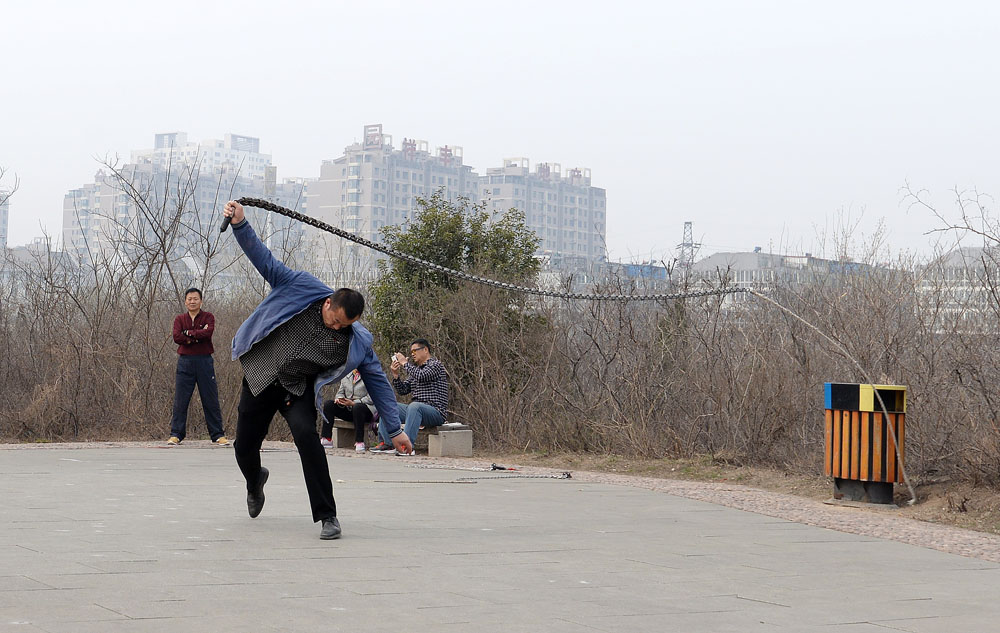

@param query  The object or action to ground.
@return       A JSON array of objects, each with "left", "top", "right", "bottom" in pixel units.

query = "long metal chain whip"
[
  {"left": 237, "top": 198, "right": 914, "bottom": 505},
  {"left": 237, "top": 197, "right": 741, "bottom": 302}
]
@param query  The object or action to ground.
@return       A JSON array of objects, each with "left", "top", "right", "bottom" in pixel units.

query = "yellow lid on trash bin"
[{"left": 858, "top": 384, "right": 906, "bottom": 413}]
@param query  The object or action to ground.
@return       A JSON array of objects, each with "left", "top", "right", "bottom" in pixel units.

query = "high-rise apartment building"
[
  {"left": 131, "top": 132, "right": 273, "bottom": 181},
  {"left": 480, "top": 158, "right": 607, "bottom": 267},
  {"left": 306, "top": 124, "right": 609, "bottom": 283},
  {"left": 60, "top": 127, "right": 610, "bottom": 286},
  {"left": 62, "top": 175, "right": 114, "bottom": 257},
  {"left": 63, "top": 134, "right": 308, "bottom": 278},
  {"left": 306, "top": 124, "right": 480, "bottom": 284}
]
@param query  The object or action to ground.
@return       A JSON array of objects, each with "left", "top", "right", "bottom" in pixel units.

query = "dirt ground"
[{"left": 480, "top": 451, "right": 1000, "bottom": 537}]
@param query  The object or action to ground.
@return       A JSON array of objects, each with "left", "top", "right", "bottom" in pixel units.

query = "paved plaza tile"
[{"left": 1, "top": 444, "right": 998, "bottom": 633}]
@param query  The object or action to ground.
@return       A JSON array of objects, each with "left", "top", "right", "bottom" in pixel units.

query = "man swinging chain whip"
[{"left": 232, "top": 197, "right": 917, "bottom": 505}]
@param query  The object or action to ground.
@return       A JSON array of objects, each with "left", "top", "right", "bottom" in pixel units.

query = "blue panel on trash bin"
[{"left": 824, "top": 383, "right": 832, "bottom": 409}]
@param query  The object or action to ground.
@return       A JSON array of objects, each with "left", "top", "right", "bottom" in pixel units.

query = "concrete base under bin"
[{"left": 833, "top": 478, "right": 893, "bottom": 504}]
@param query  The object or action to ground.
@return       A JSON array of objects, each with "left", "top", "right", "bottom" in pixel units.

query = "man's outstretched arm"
[
  {"left": 357, "top": 348, "right": 413, "bottom": 453},
  {"left": 223, "top": 200, "right": 295, "bottom": 288}
]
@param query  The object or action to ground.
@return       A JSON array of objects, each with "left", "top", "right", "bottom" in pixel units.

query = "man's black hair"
[
  {"left": 184, "top": 287, "right": 202, "bottom": 299},
  {"left": 330, "top": 288, "right": 365, "bottom": 319},
  {"left": 411, "top": 337, "right": 432, "bottom": 353}
]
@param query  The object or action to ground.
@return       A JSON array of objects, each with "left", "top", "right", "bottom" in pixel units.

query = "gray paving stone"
[{"left": 2, "top": 444, "right": 1000, "bottom": 633}]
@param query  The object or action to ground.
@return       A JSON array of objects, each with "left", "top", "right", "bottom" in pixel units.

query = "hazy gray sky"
[{"left": 3, "top": 0, "right": 999, "bottom": 261}]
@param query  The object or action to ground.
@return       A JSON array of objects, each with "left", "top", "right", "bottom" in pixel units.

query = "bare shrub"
[
  {"left": 0, "top": 159, "right": 304, "bottom": 443},
  {"left": 8, "top": 174, "right": 1000, "bottom": 494}
]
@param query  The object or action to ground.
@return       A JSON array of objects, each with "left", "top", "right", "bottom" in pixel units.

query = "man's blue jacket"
[{"left": 230, "top": 218, "right": 401, "bottom": 436}]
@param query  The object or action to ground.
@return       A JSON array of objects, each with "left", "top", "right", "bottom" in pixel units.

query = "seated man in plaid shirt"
[{"left": 374, "top": 338, "right": 449, "bottom": 455}]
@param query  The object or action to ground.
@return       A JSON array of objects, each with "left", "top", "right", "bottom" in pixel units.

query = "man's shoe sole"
[{"left": 247, "top": 467, "right": 269, "bottom": 518}]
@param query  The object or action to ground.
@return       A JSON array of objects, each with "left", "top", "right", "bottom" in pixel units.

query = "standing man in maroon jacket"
[{"left": 168, "top": 288, "right": 228, "bottom": 445}]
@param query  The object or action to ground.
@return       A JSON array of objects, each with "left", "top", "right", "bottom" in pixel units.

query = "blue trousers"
[
  {"left": 378, "top": 401, "right": 444, "bottom": 446},
  {"left": 170, "top": 354, "right": 225, "bottom": 441}
]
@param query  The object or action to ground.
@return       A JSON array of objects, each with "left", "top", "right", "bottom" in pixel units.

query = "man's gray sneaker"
[{"left": 320, "top": 517, "right": 342, "bottom": 540}]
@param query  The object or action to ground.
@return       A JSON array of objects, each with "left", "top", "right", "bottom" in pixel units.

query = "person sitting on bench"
[
  {"left": 320, "top": 369, "right": 377, "bottom": 452},
  {"left": 373, "top": 338, "right": 449, "bottom": 455}
]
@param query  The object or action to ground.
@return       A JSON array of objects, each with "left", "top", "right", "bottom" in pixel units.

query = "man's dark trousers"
[
  {"left": 322, "top": 400, "right": 374, "bottom": 443},
  {"left": 170, "top": 354, "right": 225, "bottom": 441},
  {"left": 233, "top": 378, "right": 337, "bottom": 523}
]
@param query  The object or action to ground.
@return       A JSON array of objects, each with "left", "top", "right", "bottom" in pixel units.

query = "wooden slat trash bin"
[{"left": 824, "top": 383, "right": 906, "bottom": 504}]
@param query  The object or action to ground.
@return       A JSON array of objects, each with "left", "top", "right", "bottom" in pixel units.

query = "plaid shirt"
[
  {"left": 240, "top": 300, "right": 349, "bottom": 397},
  {"left": 392, "top": 357, "right": 449, "bottom": 420}
]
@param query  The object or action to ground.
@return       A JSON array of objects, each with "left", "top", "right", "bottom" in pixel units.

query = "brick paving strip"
[{"left": 5, "top": 441, "right": 1000, "bottom": 564}]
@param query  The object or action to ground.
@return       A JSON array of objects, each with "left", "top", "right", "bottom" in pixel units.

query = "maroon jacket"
[{"left": 173, "top": 310, "right": 216, "bottom": 356}]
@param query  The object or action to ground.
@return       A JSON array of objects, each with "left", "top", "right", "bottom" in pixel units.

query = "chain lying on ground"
[
  {"left": 405, "top": 462, "right": 572, "bottom": 481},
  {"left": 456, "top": 473, "right": 573, "bottom": 481},
  {"left": 237, "top": 197, "right": 740, "bottom": 302}
]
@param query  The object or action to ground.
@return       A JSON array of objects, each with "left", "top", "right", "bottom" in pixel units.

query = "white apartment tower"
[
  {"left": 63, "top": 134, "right": 308, "bottom": 267},
  {"left": 480, "top": 158, "right": 607, "bottom": 267},
  {"left": 306, "top": 124, "right": 480, "bottom": 284},
  {"left": 131, "top": 132, "right": 273, "bottom": 180},
  {"left": 62, "top": 173, "right": 120, "bottom": 257}
]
